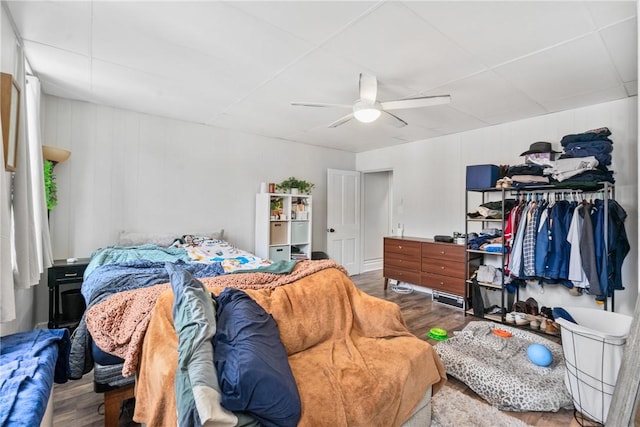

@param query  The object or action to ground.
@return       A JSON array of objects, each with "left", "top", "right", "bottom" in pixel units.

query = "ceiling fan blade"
[
  {"left": 359, "top": 73, "right": 377, "bottom": 104},
  {"left": 291, "top": 102, "right": 352, "bottom": 108},
  {"left": 381, "top": 95, "right": 451, "bottom": 111},
  {"left": 328, "top": 113, "right": 354, "bottom": 128},
  {"left": 381, "top": 111, "right": 408, "bottom": 128}
]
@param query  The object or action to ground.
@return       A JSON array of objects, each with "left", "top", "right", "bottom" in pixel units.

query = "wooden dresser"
[
  {"left": 383, "top": 237, "right": 422, "bottom": 289},
  {"left": 421, "top": 241, "right": 467, "bottom": 296},
  {"left": 384, "top": 236, "right": 476, "bottom": 297}
]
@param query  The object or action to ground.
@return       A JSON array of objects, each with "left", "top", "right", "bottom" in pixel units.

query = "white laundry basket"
[{"left": 555, "top": 307, "right": 633, "bottom": 425}]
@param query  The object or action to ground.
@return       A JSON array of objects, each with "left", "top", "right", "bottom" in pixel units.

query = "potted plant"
[
  {"left": 276, "top": 177, "right": 315, "bottom": 194},
  {"left": 44, "top": 160, "right": 58, "bottom": 211}
]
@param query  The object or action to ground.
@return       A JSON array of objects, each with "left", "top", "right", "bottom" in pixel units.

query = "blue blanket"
[
  {"left": 85, "top": 244, "right": 191, "bottom": 278},
  {"left": 69, "top": 260, "right": 225, "bottom": 379},
  {"left": 0, "top": 329, "right": 70, "bottom": 427}
]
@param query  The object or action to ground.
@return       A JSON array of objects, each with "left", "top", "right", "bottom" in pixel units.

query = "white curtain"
[
  {"left": 25, "top": 76, "right": 53, "bottom": 274},
  {"left": 0, "top": 56, "right": 52, "bottom": 322}
]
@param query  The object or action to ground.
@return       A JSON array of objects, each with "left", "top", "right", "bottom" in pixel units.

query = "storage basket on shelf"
[{"left": 555, "top": 307, "right": 633, "bottom": 425}]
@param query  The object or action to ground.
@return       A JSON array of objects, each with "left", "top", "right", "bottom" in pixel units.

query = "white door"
[{"left": 326, "top": 169, "right": 360, "bottom": 275}]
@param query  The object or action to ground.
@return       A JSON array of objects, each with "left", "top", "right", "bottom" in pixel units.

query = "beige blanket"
[
  {"left": 86, "top": 259, "right": 347, "bottom": 376},
  {"left": 134, "top": 267, "right": 447, "bottom": 427}
]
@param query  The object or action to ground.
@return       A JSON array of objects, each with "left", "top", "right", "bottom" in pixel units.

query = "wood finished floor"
[{"left": 53, "top": 269, "right": 584, "bottom": 426}]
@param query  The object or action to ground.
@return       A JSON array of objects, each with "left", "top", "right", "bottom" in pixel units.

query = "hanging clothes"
[
  {"left": 579, "top": 201, "right": 601, "bottom": 296},
  {"left": 544, "top": 200, "right": 572, "bottom": 280},
  {"left": 606, "top": 199, "right": 630, "bottom": 292},
  {"left": 508, "top": 202, "right": 531, "bottom": 278},
  {"left": 534, "top": 202, "right": 551, "bottom": 277},
  {"left": 567, "top": 203, "right": 590, "bottom": 288},
  {"left": 522, "top": 201, "right": 540, "bottom": 277}
]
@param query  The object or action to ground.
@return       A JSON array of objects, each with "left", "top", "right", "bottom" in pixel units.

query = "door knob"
[{"left": 327, "top": 228, "right": 335, "bottom": 233}]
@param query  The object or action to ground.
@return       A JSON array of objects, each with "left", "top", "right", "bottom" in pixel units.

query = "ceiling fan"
[{"left": 291, "top": 73, "right": 451, "bottom": 128}]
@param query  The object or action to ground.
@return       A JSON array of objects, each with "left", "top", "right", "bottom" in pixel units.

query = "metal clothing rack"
[{"left": 509, "top": 182, "right": 615, "bottom": 311}]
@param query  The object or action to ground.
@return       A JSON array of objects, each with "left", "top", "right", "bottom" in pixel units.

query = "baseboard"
[{"left": 362, "top": 259, "right": 382, "bottom": 272}]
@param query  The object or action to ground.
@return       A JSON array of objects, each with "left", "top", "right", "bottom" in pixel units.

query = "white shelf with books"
[{"left": 255, "top": 193, "right": 312, "bottom": 262}]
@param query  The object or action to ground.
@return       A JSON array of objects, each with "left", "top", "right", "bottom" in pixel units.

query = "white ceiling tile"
[
  {"left": 429, "top": 71, "right": 547, "bottom": 123},
  {"left": 624, "top": 80, "right": 638, "bottom": 96},
  {"left": 92, "top": 2, "right": 312, "bottom": 78},
  {"left": 225, "top": 1, "right": 378, "bottom": 45},
  {"left": 406, "top": 1, "right": 597, "bottom": 67},
  {"left": 90, "top": 60, "right": 213, "bottom": 124},
  {"left": 397, "top": 107, "right": 488, "bottom": 136},
  {"left": 599, "top": 17, "right": 638, "bottom": 83},
  {"left": 22, "top": 41, "right": 91, "bottom": 96},
  {"left": 321, "top": 2, "right": 487, "bottom": 92},
  {"left": 6, "top": 1, "right": 91, "bottom": 55},
  {"left": 541, "top": 85, "right": 629, "bottom": 112},
  {"left": 494, "top": 34, "right": 621, "bottom": 105},
  {"left": 585, "top": 1, "right": 638, "bottom": 27},
  {"left": 91, "top": 14, "right": 246, "bottom": 113}
]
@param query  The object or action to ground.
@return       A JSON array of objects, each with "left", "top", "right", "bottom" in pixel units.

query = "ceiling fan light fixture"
[{"left": 353, "top": 101, "right": 381, "bottom": 123}]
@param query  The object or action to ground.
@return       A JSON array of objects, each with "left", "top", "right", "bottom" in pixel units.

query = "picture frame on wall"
[{"left": 1, "top": 72, "right": 20, "bottom": 172}]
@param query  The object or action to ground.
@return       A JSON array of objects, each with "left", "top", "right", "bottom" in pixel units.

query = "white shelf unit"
[{"left": 255, "top": 193, "right": 312, "bottom": 262}]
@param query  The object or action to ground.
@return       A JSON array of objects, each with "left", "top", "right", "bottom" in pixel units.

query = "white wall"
[
  {"left": 357, "top": 97, "right": 638, "bottom": 316},
  {"left": 34, "top": 95, "right": 355, "bottom": 324},
  {"left": 362, "top": 171, "right": 391, "bottom": 271}
]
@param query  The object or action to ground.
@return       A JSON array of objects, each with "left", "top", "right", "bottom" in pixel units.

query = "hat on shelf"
[{"left": 520, "top": 141, "right": 560, "bottom": 156}]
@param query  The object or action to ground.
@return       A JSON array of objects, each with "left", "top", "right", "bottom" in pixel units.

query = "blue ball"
[{"left": 527, "top": 343, "right": 553, "bottom": 367}]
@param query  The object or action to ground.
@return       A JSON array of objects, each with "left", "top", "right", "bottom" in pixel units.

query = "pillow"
[
  {"left": 118, "top": 229, "right": 224, "bottom": 247},
  {"left": 180, "top": 230, "right": 225, "bottom": 245},
  {"left": 214, "top": 288, "right": 301, "bottom": 427},
  {"left": 118, "top": 231, "right": 178, "bottom": 247}
]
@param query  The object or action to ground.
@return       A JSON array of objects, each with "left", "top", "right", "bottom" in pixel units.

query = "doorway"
[
  {"left": 361, "top": 170, "right": 393, "bottom": 272},
  {"left": 326, "top": 168, "right": 392, "bottom": 275}
]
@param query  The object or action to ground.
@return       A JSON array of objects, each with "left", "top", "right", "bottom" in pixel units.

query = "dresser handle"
[
  {"left": 440, "top": 250, "right": 445, "bottom": 254},
  {"left": 441, "top": 266, "right": 445, "bottom": 270},
  {"left": 440, "top": 282, "right": 444, "bottom": 285},
  {"left": 64, "top": 273, "right": 78, "bottom": 277},
  {"left": 398, "top": 245, "right": 402, "bottom": 249}
]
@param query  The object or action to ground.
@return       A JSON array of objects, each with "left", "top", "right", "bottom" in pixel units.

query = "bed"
[
  {"left": 72, "top": 232, "right": 447, "bottom": 426},
  {"left": 0, "top": 328, "right": 71, "bottom": 427}
]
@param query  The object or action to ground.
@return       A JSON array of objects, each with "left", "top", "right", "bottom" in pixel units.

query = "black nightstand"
[{"left": 48, "top": 258, "right": 90, "bottom": 329}]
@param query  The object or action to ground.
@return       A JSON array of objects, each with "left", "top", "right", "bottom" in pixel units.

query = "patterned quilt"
[{"left": 172, "top": 238, "right": 271, "bottom": 272}]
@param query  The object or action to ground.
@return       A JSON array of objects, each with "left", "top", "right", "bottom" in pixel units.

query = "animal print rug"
[{"left": 434, "top": 321, "right": 573, "bottom": 412}]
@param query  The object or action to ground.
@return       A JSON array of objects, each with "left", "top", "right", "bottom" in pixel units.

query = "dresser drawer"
[
  {"left": 421, "top": 258, "right": 466, "bottom": 279},
  {"left": 421, "top": 272, "right": 465, "bottom": 295},
  {"left": 421, "top": 242, "right": 465, "bottom": 261},
  {"left": 383, "top": 266, "right": 421, "bottom": 286},
  {"left": 384, "top": 238, "right": 421, "bottom": 259},
  {"left": 385, "top": 252, "right": 421, "bottom": 272}
]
